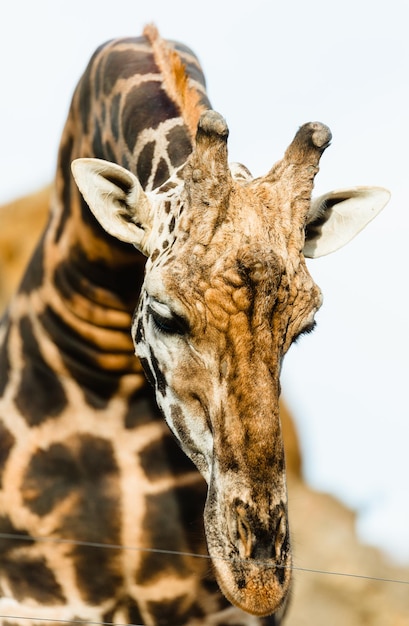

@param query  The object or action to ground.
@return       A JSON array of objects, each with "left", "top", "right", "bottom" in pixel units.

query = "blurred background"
[{"left": 0, "top": 0, "right": 407, "bottom": 572}]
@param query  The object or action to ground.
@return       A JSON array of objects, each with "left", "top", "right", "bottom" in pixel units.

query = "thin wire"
[
  {"left": 291, "top": 564, "right": 409, "bottom": 585},
  {"left": 0, "top": 532, "right": 408, "bottom": 586},
  {"left": 0, "top": 616, "right": 142, "bottom": 626}
]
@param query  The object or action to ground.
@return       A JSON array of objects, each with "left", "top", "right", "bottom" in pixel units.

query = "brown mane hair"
[{"left": 143, "top": 24, "right": 208, "bottom": 139}]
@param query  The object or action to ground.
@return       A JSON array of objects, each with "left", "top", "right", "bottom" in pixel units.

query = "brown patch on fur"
[{"left": 143, "top": 24, "right": 207, "bottom": 139}]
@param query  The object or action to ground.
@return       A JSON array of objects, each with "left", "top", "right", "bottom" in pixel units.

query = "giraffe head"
[{"left": 72, "top": 111, "right": 389, "bottom": 616}]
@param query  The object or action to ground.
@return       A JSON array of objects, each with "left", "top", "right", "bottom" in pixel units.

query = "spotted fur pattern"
[{"left": 0, "top": 28, "right": 284, "bottom": 625}]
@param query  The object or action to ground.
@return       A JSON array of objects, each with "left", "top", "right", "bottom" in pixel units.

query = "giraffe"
[{"left": 0, "top": 25, "right": 389, "bottom": 625}]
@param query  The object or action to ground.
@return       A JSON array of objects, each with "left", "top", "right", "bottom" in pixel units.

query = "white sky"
[{"left": 1, "top": 0, "right": 408, "bottom": 564}]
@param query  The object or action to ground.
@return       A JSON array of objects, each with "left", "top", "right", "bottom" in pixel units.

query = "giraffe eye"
[{"left": 148, "top": 303, "right": 188, "bottom": 336}]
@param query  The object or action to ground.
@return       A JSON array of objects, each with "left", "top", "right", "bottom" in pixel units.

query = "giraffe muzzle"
[{"left": 204, "top": 480, "right": 292, "bottom": 617}]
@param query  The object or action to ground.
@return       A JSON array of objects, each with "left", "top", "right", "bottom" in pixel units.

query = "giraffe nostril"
[
  {"left": 236, "top": 504, "right": 253, "bottom": 559},
  {"left": 274, "top": 507, "right": 288, "bottom": 562},
  {"left": 227, "top": 501, "right": 257, "bottom": 560}
]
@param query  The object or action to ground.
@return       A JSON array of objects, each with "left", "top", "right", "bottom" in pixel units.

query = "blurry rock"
[
  {"left": 286, "top": 469, "right": 409, "bottom": 624},
  {"left": 0, "top": 186, "right": 49, "bottom": 311},
  {"left": 281, "top": 400, "right": 303, "bottom": 478}
]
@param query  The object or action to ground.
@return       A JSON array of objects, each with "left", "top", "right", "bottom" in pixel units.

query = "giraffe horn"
[
  {"left": 184, "top": 110, "right": 232, "bottom": 209},
  {"left": 196, "top": 109, "right": 229, "bottom": 144},
  {"left": 265, "top": 121, "right": 332, "bottom": 222}
]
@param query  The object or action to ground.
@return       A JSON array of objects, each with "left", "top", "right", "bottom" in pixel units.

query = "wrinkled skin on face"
[{"left": 134, "top": 174, "right": 322, "bottom": 616}]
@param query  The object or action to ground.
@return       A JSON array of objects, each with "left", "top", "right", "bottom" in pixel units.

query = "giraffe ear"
[
  {"left": 303, "top": 186, "right": 390, "bottom": 258},
  {"left": 71, "top": 158, "right": 154, "bottom": 255}
]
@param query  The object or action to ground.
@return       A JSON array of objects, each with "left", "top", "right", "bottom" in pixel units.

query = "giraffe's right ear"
[{"left": 71, "top": 158, "right": 154, "bottom": 255}]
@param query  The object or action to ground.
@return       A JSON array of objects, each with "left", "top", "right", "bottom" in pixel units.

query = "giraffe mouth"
[
  {"left": 203, "top": 481, "right": 292, "bottom": 616},
  {"left": 211, "top": 551, "right": 292, "bottom": 617}
]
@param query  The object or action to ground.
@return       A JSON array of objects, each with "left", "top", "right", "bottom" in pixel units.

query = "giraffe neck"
[{"left": 9, "top": 32, "right": 210, "bottom": 401}]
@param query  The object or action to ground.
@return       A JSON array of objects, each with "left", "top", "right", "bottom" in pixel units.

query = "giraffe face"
[
  {"left": 131, "top": 175, "right": 323, "bottom": 616},
  {"left": 72, "top": 110, "right": 389, "bottom": 617},
  {"left": 135, "top": 182, "right": 322, "bottom": 476}
]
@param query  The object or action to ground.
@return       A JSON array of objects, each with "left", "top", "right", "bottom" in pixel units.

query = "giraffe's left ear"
[
  {"left": 303, "top": 186, "right": 390, "bottom": 258},
  {"left": 71, "top": 158, "right": 154, "bottom": 255}
]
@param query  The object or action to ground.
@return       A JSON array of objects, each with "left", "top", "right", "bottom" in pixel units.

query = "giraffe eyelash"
[
  {"left": 293, "top": 320, "right": 317, "bottom": 344},
  {"left": 148, "top": 305, "right": 188, "bottom": 335}
]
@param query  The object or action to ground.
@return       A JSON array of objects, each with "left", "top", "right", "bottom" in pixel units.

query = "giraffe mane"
[{"left": 143, "top": 24, "right": 208, "bottom": 139}]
